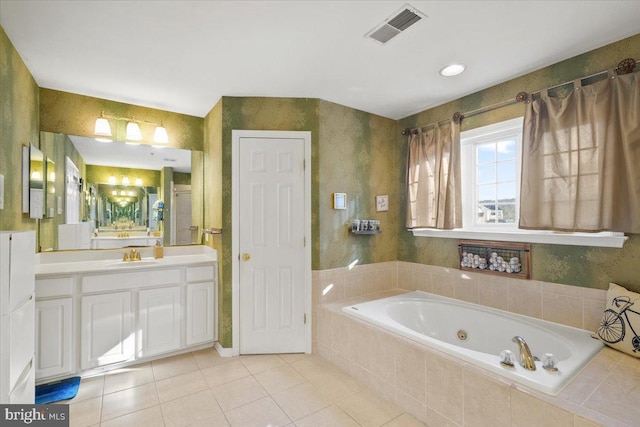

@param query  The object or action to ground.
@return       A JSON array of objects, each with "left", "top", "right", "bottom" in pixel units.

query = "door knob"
[{"left": 242, "top": 253, "right": 251, "bottom": 261}]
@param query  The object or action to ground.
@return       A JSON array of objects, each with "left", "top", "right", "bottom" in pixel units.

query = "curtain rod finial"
[
  {"left": 616, "top": 58, "right": 636, "bottom": 75},
  {"left": 516, "top": 92, "right": 529, "bottom": 103},
  {"left": 453, "top": 112, "right": 464, "bottom": 124}
]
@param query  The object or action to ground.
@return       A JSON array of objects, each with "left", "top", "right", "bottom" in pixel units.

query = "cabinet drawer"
[
  {"left": 35, "top": 276, "right": 74, "bottom": 298},
  {"left": 82, "top": 269, "right": 181, "bottom": 293},
  {"left": 186, "top": 265, "right": 214, "bottom": 283}
]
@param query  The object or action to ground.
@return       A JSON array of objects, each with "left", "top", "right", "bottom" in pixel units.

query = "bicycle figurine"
[{"left": 597, "top": 296, "right": 640, "bottom": 352}]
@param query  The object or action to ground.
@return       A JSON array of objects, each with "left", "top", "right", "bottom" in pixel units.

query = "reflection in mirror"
[
  {"left": 38, "top": 132, "right": 203, "bottom": 251},
  {"left": 29, "top": 144, "right": 44, "bottom": 219},
  {"left": 45, "top": 158, "right": 55, "bottom": 218}
]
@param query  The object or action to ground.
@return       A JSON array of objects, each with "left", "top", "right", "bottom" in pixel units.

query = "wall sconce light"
[
  {"left": 30, "top": 171, "right": 42, "bottom": 181},
  {"left": 94, "top": 112, "right": 113, "bottom": 142},
  {"left": 122, "top": 176, "right": 130, "bottom": 185},
  {"left": 108, "top": 175, "right": 117, "bottom": 185},
  {"left": 135, "top": 177, "right": 143, "bottom": 186},
  {"left": 94, "top": 113, "right": 169, "bottom": 144}
]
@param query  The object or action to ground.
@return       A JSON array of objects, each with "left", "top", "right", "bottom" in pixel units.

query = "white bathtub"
[{"left": 342, "top": 291, "right": 603, "bottom": 395}]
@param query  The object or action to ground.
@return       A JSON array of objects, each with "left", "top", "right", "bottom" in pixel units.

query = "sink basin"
[{"left": 107, "top": 260, "right": 160, "bottom": 268}]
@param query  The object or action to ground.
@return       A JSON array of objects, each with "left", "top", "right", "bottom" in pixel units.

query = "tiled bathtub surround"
[{"left": 313, "top": 261, "right": 640, "bottom": 427}]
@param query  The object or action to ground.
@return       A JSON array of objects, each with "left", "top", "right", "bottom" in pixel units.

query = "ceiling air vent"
[{"left": 365, "top": 4, "right": 426, "bottom": 45}]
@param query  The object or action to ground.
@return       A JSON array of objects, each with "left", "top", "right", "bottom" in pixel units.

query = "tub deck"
[{"left": 316, "top": 289, "right": 640, "bottom": 427}]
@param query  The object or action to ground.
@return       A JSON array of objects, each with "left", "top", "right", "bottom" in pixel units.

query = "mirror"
[
  {"left": 38, "top": 132, "right": 204, "bottom": 251},
  {"left": 29, "top": 144, "right": 45, "bottom": 219},
  {"left": 45, "top": 158, "right": 55, "bottom": 218}
]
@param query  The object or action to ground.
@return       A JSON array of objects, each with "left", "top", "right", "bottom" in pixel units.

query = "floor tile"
[
  {"left": 103, "top": 363, "right": 155, "bottom": 395},
  {"left": 290, "top": 355, "right": 341, "bottom": 381},
  {"left": 240, "top": 354, "right": 285, "bottom": 374},
  {"left": 191, "top": 347, "right": 230, "bottom": 369},
  {"left": 155, "top": 369, "right": 209, "bottom": 403},
  {"left": 278, "top": 353, "right": 311, "bottom": 364},
  {"left": 152, "top": 353, "right": 199, "bottom": 381},
  {"left": 69, "top": 396, "right": 101, "bottom": 427},
  {"left": 309, "top": 369, "right": 361, "bottom": 403},
  {"left": 100, "top": 405, "right": 164, "bottom": 427},
  {"left": 210, "top": 375, "right": 268, "bottom": 411},
  {"left": 161, "top": 389, "right": 222, "bottom": 427},
  {"left": 186, "top": 412, "right": 230, "bottom": 426},
  {"left": 200, "top": 359, "right": 251, "bottom": 388},
  {"left": 272, "top": 381, "right": 334, "bottom": 421},
  {"left": 101, "top": 382, "right": 159, "bottom": 422},
  {"left": 224, "top": 396, "right": 290, "bottom": 427},
  {"left": 382, "top": 413, "right": 427, "bottom": 426},
  {"left": 254, "top": 364, "right": 308, "bottom": 394},
  {"left": 337, "top": 387, "right": 403, "bottom": 427},
  {"left": 68, "top": 376, "right": 104, "bottom": 404},
  {"left": 295, "top": 404, "right": 360, "bottom": 427}
]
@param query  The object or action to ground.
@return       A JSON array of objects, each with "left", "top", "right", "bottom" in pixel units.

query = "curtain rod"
[{"left": 401, "top": 57, "right": 637, "bottom": 136}]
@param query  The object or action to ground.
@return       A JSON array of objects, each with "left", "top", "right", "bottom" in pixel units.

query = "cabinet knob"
[{"left": 242, "top": 253, "right": 251, "bottom": 261}]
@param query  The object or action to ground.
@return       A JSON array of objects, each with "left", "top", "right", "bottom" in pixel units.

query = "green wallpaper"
[
  {"left": 40, "top": 89, "right": 204, "bottom": 152},
  {"left": 398, "top": 33, "right": 640, "bottom": 292},
  {"left": 0, "top": 26, "right": 39, "bottom": 238},
  {"left": 318, "top": 100, "right": 399, "bottom": 269},
  {"left": 85, "top": 165, "right": 160, "bottom": 186}
]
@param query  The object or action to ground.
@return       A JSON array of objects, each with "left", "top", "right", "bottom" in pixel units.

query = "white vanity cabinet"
[
  {"left": 185, "top": 266, "right": 216, "bottom": 346},
  {"left": 35, "top": 247, "right": 217, "bottom": 381},
  {"left": 81, "top": 292, "right": 134, "bottom": 370},
  {"left": 35, "top": 276, "right": 74, "bottom": 380},
  {"left": 138, "top": 286, "right": 181, "bottom": 358}
]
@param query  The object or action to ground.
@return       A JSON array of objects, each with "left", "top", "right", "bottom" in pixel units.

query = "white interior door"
[
  {"left": 239, "top": 135, "right": 307, "bottom": 354},
  {"left": 174, "top": 186, "right": 193, "bottom": 245}
]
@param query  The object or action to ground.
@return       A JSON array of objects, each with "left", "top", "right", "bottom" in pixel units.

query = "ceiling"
[
  {"left": 69, "top": 136, "right": 192, "bottom": 173},
  {"left": 1, "top": 1, "right": 640, "bottom": 120}
]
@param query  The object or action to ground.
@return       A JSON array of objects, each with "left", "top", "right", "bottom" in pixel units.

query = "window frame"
[{"left": 411, "top": 117, "right": 628, "bottom": 248}]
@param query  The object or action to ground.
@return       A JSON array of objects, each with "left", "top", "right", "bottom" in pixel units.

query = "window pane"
[
  {"left": 497, "top": 203, "right": 517, "bottom": 223},
  {"left": 497, "top": 182, "right": 516, "bottom": 201},
  {"left": 497, "top": 139, "right": 516, "bottom": 161},
  {"left": 477, "top": 143, "right": 496, "bottom": 163},
  {"left": 477, "top": 164, "right": 496, "bottom": 185},
  {"left": 497, "top": 160, "right": 515, "bottom": 182},
  {"left": 478, "top": 184, "right": 495, "bottom": 203},
  {"left": 477, "top": 203, "right": 497, "bottom": 224}
]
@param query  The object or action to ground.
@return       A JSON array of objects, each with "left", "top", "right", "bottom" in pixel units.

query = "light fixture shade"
[
  {"left": 122, "top": 176, "right": 130, "bottom": 185},
  {"left": 135, "top": 177, "right": 143, "bottom": 186},
  {"left": 126, "top": 121, "right": 143, "bottom": 141},
  {"left": 94, "top": 117, "right": 112, "bottom": 138},
  {"left": 108, "top": 175, "right": 117, "bottom": 185},
  {"left": 153, "top": 125, "right": 169, "bottom": 144}
]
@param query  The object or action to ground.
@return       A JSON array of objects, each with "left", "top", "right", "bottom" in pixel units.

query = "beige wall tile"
[
  {"left": 318, "top": 274, "right": 345, "bottom": 304},
  {"left": 432, "top": 273, "right": 455, "bottom": 298},
  {"left": 542, "top": 281, "right": 583, "bottom": 297},
  {"left": 454, "top": 277, "right": 479, "bottom": 304},
  {"left": 425, "top": 353, "right": 463, "bottom": 425},
  {"left": 369, "top": 374, "right": 396, "bottom": 404},
  {"left": 363, "top": 269, "right": 385, "bottom": 295},
  {"left": 508, "top": 284, "right": 542, "bottom": 319},
  {"left": 344, "top": 268, "right": 364, "bottom": 298},
  {"left": 583, "top": 298, "right": 606, "bottom": 333},
  {"left": 425, "top": 407, "right": 461, "bottom": 427},
  {"left": 413, "top": 269, "right": 432, "bottom": 293},
  {"left": 332, "top": 313, "right": 351, "bottom": 360},
  {"left": 350, "top": 320, "right": 372, "bottom": 370},
  {"left": 394, "top": 389, "right": 427, "bottom": 424},
  {"left": 463, "top": 368, "right": 510, "bottom": 427},
  {"left": 543, "top": 293, "right": 583, "bottom": 329},
  {"left": 396, "top": 340, "right": 426, "bottom": 402},
  {"left": 370, "top": 329, "right": 397, "bottom": 386},
  {"left": 317, "top": 306, "right": 332, "bottom": 348},
  {"left": 511, "top": 389, "right": 574, "bottom": 427},
  {"left": 398, "top": 267, "right": 413, "bottom": 290},
  {"left": 478, "top": 280, "right": 509, "bottom": 311}
]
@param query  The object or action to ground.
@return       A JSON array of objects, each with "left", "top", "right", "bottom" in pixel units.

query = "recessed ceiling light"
[{"left": 440, "top": 63, "right": 466, "bottom": 77}]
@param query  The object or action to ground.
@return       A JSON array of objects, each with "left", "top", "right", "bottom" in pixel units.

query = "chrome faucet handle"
[{"left": 542, "top": 353, "right": 558, "bottom": 371}]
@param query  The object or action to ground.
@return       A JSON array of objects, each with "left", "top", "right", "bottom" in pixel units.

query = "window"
[
  {"left": 461, "top": 117, "right": 522, "bottom": 230},
  {"left": 412, "top": 116, "right": 627, "bottom": 248}
]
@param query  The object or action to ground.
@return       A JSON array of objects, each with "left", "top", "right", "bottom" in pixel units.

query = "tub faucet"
[{"left": 512, "top": 336, "right": 536, "bottom": 371}]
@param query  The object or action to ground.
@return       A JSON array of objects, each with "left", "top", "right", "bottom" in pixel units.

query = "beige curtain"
[
  {"left": 520, "top": 71, "right": 640, "bottom": 233},
  {"left": 405, "top": 121, "right": 461, "bottom": 229}
]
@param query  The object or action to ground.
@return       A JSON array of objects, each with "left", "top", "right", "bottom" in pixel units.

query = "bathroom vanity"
[{"left": 34, "top": 245, "right": 217, "bottom": 381}]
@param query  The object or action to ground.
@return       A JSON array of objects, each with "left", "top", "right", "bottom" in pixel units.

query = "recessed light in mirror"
[{"left": 439, "top": 63, "right": 466, "bottom": 77}]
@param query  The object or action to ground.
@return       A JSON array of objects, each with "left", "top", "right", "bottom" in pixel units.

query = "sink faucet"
[{"left": 512, "top": 336, "right": 536, "bottom": 371}]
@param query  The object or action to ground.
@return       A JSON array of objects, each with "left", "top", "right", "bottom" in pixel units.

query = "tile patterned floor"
[{"left": 62, "top": 348, "right": 426, "bottom": 427}]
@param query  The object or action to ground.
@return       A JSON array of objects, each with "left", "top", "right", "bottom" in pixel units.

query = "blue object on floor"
[{"left": 35, "top": 376, "right": 81, "bottom": 404}]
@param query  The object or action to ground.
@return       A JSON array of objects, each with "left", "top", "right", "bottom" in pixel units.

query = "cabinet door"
[
  {"left": 35, "top": 298, "right": 72, "bottom": 379},
  {"left": 138, "top": 286, "right": 181, "bottom": 358},
  {"left": 81, "top": 292, "right": 133, "bottom": 370},
  {"left": 186, "top": 282, "right": 214, "bottom": 346}
]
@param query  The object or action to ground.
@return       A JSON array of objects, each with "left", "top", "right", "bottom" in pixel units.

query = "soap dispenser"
[{"left": 154, "top": 240, "right": 164, "bottom": 259}]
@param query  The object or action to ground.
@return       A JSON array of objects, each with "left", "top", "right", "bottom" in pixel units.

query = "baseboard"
[{"left": 214, "top": 342, "right": 234, "bottom": 357}]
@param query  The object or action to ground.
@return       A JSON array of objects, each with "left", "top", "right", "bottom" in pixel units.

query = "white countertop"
[{"left": 36, "top": 245, "right": 217, "bottom": 276}]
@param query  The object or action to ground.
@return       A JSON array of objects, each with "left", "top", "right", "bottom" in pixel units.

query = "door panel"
[{"left": 239, "top": 137, "right": 306, "bottom": 354}]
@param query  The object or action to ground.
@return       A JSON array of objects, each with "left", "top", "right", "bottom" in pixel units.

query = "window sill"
[{"left": 410, "top": 228, "right": 628, "bottom": 248}]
